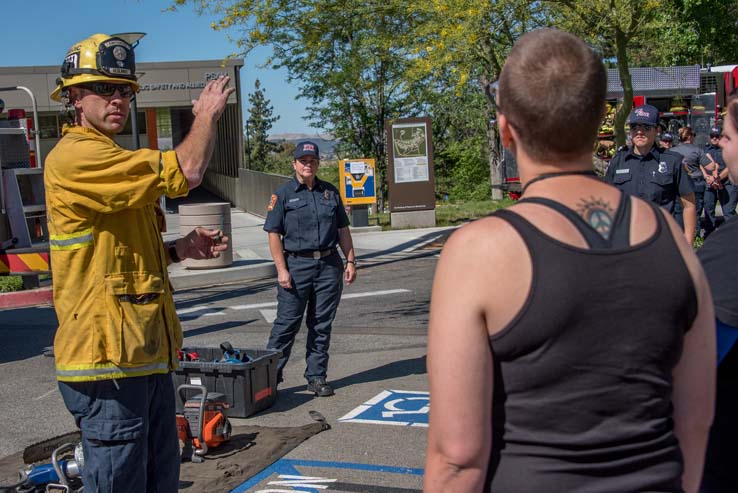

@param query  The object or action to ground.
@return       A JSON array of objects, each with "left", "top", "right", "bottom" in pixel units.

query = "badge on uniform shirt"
[
  {"left": 324, "top": 190, "right": 331, "bottom": 200},
  {"left": 658, "top": 162, "right": 668, "bottom": 173},
  {"left": 267, "top": 194, "right": 277, "bottom": 211}
]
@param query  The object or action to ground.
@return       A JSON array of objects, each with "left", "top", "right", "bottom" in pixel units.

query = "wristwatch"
[
  {"left": 346, "top": 259, "right": 356, "bottom": 267},
  {"left": 168, "top": 240, "right": 182, "bottom": 263}
]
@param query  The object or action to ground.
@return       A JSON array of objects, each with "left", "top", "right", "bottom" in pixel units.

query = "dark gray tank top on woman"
[{"left": 486, "top": 196, "right": 697, "bottom": 493}]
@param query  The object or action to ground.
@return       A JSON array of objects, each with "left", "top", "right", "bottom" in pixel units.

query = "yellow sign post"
[{"left": 339, "top": 159, "right": 377, "bottom": 227}]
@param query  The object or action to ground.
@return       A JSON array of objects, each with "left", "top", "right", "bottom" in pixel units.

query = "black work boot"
[{"left": 306, "top": 377, "right": 334, "bottom": 397}]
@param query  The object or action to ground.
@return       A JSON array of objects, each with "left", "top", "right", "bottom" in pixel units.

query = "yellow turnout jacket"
[{"left": 44, "top": 125, "right": 189, "bottom": 382}]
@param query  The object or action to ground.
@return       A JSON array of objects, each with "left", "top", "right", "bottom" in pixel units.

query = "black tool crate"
[{"left": 173, "top": 347, "right": 281, "bottom": 418}]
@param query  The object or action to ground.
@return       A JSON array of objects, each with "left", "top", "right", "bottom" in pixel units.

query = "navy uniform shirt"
[
  {"left": 264, "top": 175, "right": 350, "bottom": 253},
  {"left": 705, "top": 144, "right": 728, "bottom": 181},
  {"left": 605, "top": 145, "right": 694, "bottom": 213}
]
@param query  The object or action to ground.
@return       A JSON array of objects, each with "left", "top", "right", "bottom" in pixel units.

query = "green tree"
[
  {"left": 173, "top": 0, "right": 419, "bottom": 205},
  {"left": 265, "top": 140, "right": 296, "bottom": 176},
  {"left": 400, "top": 0, "right": 554, "bottom": 199},
  {"left": 549, "top": 0, "right": 673, "bottom": 146},
  {"left": 427, "top": 72, "right": 489, "bottom": 200},
  {"left": 245, "top": 78, "right": 279, "bottom": 171}
]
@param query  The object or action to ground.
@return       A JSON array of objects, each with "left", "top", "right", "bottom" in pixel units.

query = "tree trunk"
[
  {"left": 480, "top": 77, "right": 503, "bottom": 200},
  {"left": 614, "top": 27, "right": 633, "bottom": 148}
]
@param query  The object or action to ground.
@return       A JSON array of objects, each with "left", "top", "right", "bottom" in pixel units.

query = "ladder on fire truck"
[{"left": 0, "top": 86, "right": 49, "bottom": 289}]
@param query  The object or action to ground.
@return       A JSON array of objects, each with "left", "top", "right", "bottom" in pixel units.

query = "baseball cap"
[
  {"left": 293, "top": 141, "right": 320, "bottom": 159},
  {"left": 661, "top": 132, "right": 673, "bottom": 142},
  {"left": 710, "top": 127, "right": 721, "bottom": 137},
  {"left": 628, "top": 104, "right": 660, "bottom": 126}
]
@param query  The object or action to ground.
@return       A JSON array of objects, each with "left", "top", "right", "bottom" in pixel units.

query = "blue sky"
[{"left": 0, "top": 0, "right": 317, "bottom": 136}]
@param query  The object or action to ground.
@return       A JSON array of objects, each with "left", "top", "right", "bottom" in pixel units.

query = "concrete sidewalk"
[{"left": 164, "top": 206, "right": 455, "bottom": 290}]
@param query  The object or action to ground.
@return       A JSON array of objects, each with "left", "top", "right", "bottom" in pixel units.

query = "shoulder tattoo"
[{"left": 576, "top": 196, "right": 614, "bottom": 240}]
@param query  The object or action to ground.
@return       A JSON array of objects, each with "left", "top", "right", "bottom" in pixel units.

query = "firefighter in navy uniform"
[
  {"left": 605, "top": 104, "right": 696, "bottom": 244},
  {"left": 264, "top": 141, "right": 357, "bottom": 397},
  {"left": 704, "top": 127, "right": 738, "bottom": 232}
]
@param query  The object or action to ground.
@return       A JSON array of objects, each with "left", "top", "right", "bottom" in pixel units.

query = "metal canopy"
[{"left": 607, "top": 65, "right": 702, "bottom": 99}]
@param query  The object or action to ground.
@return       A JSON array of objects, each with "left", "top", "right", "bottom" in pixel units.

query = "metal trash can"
[{"left": 178, "top": 202, "right": 233, "bottom": 269}]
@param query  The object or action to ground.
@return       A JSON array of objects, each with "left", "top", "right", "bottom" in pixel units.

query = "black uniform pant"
[
  {"left": 267, "top": 252, "right": 344, "bottom": 381},
  {"left": 703, "top": 185, "right": 729, "bottom": 237},
  {"left": 700, "top": 342, "right": 738, "bottom": 493}
]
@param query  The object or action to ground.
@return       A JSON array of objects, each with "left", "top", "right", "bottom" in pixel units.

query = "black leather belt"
[{"left": 286, "top": 248, "right": 336, "bottom": 259}]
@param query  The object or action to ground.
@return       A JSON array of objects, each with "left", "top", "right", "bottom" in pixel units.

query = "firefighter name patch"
[{"left": 267, "top": 194, "right": 277, "bottom": 211}]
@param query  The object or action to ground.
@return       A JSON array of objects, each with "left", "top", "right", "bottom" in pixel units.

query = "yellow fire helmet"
[{"left": 50, "top": 33, "right": 139, "bottom": 102}]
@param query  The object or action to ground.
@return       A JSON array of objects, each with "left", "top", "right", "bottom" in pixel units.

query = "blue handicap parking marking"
[
  {"left": 232, "top": 458, "right": 423, "bottom": 492},
  {"left": 338, "top": 389, "right": 429, "bottom": 427}
]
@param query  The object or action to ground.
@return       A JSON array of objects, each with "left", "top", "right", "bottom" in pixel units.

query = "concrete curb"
[
  {"left": 0, "top": 286, "right": 53, "bottom": 309},
  {"left": 169, "top": 259, "right": 276, "bottom": 291}
]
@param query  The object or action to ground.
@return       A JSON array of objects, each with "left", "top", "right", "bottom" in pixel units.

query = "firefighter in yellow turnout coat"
[
  {"left": 44, "top": 33, "right": 234, "bottom": 492},
  {"left": 46, "top": 129, "right": 187, "bottom": 379}
]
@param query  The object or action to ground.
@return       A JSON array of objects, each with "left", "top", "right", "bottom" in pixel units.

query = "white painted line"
[
  {"left": 338, "top": 404, "right": 373, "bottom": 422},
  {"left": 341, "top": 418, "right": 427, "bottom": 427},
  {"left": 338, "top": 389, "right": 430, "bottom": 427},
  {"left": 341, "top": 289, "right": 410, "bottom": 299},
  {"left": 260, "top": 309, "right": 278, "bottom": 324},
  {"left": 338, "top": 390, "right": 392, "bottom": 421},
  {"left": 178, "top": 290, "right": 411, "bottom": 318},
  {"left": 34, "top": 389, "right": 58, "bottom": 401},
  {"left": 177, "top": 305, "right": 213, "bottom": 315},
  {"left": 269, "top": 475, "right": 336, "bottom": 488},
  {"left": 230, "top": 301, "right": 278, "bottom": 310},
  {"left": 204, "top": 311, "right": 227, "bottom": 317},
  {"left": 365, "top": 389, "right": 393, "bottom": 405}
]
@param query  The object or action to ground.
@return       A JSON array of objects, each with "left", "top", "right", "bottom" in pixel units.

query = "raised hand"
[{"left": 191, "top": 76, "right": 236, "bottom": 119}]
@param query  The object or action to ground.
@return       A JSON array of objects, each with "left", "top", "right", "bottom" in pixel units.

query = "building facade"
[{"left": 0, "top": 58, "right": 245, "bottom": 183}]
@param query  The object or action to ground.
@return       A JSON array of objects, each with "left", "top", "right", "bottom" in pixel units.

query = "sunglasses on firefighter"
[
  {"left": 79, "top": 82, "right": 135, "bottom": 98},
  {"left": 630, "top": 123, "right": 656, "bottom": 132}
]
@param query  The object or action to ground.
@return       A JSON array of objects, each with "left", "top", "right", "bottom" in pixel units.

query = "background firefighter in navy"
[
  {"left": 263, "top": 141, "right": 357, "bottom": 397},
  {"left": 605, "top": 104, "right": 696, "bottom": 244}
]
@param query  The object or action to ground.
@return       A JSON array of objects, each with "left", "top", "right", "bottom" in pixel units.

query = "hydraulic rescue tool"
[
  {"left": 176, "top": 384, "right": 232, "bottom": 462},
  {"left": 1, "top": 442, "right": 83, "bottom": 493}
]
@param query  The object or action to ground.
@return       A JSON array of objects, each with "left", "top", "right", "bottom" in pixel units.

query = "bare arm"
[
  {"left": 662, "top": 211, "right": 716, "bottom": 493},
  {"left": 337, "top": 226, "right": 356, "bottom": 284},
  {"left": 175, "top": 76, "right": 236, "bottom": 189},
  {"left": 267, "top": 232, "right": 291, "bottom": 289},
  {"left": 424, "top": 226, "right": 494, "bottom": 493},
  {"left": 719, "top": 166, "right": 729, "bottom": 181},
  {"left": 680, "top": 193, "right": 696, "bottom": 244}
]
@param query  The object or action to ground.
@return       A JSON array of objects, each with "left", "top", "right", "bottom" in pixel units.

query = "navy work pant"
[
  {"left": 58, "top": 373, "right": 179, "bottom": 493},
  {"left": 704, "top": 185, "right": 732, "bottom": 237},
  {"left": 724, "top": 183, "right": 738, "bottom": 219},
  {"left": 267, "top": 253, "right": 344, "bottom": 381}
]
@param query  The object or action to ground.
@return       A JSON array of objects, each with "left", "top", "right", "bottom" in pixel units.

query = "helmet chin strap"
[{"left": 58, "top": 88, "right": 77, "bottom": 126}]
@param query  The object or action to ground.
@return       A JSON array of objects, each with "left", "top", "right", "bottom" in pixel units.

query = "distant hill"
[{"left": 268, "top": 133, "right": 338, "bottom": 159}]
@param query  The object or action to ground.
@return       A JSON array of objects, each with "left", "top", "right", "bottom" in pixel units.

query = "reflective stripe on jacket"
[{"left": 44, "top": 125, "right": 189, "bottom": 382}]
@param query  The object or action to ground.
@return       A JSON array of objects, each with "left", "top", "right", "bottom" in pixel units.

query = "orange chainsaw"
[{"left": 176, "top": 384, "right": 232, "bottom": 463}]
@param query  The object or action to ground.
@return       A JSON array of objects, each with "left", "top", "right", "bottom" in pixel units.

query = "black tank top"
[{"left": 486, "top": 197, "right": 698, "bottom": 493}]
